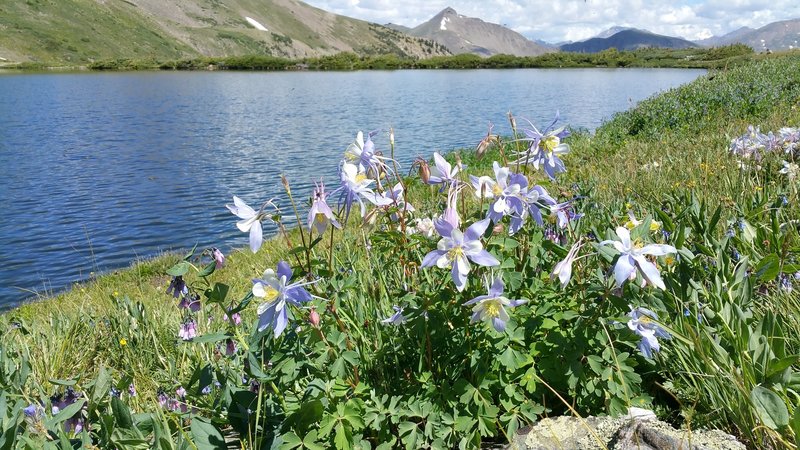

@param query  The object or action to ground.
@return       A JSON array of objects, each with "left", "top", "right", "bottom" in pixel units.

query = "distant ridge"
[
  {"left": 407, "top": 7, "right": 551, "bottom": 56},
  {"left": 560, "top": 29, "right": 699, "bottom": 53},
  {"left": 697, "top": 19, "right": 800, "bottom": 51}
]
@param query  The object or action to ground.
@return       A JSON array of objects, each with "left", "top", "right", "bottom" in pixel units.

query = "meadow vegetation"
[{"left": 2, "top": 54, "right": 800, "bottom": 449}]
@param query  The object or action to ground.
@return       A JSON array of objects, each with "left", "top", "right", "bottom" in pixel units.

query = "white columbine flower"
[{"left": 599, "top": 227, "right": 676, "bottom": 290}]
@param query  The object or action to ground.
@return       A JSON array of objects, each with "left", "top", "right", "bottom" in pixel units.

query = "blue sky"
[{"left": 303, "top": 0, "right": 800, "bottom": 43}]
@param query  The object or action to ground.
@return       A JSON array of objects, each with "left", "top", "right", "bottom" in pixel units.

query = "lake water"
[{"left": 0, "top": 68, "right": 704, "bottom": 308}]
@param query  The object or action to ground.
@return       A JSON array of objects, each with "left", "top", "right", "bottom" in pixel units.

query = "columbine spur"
[
  {"left": 600, "top": 227, "right": 676, "bottom": 290},
  {"left": 551, "top": 241, "right": 583, "bottom": 288},
  {"left": 427, "top": 152, "right": 460, "bottom": 188},
  {"left": 421, "top": 218, "right": 499, "bottom": 292},
  {"left": 513, "top": 113, "right": 570, "bottom": 179},
  {"left": 463, "top": 277, "right": 526, "bottom": 332}
]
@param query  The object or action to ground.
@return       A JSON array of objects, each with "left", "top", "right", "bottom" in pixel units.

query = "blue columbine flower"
[
  {"left": 627, "top": 306, "right": 671, "bottom": 358},
  {"left": 513, "top": 113, "right": 570, "bottom": 180},
  {"left": 600, "top": 227, "right": 676, "bottom": 290},
  {"left": 381, "top": 305, "right": 407, "bottom": 325},
  {"left": 225, "top": 196, "right": 278, "bottom": 253},
  {"left": 470, "top": 161, "right": 527, "bottom": 228},
  {"left": 551, "top": 241, "right": 583, "bottom": 288},
  {"left": 307, "top": 180, "right": 341, "bottom": 234},
  {"left": 333, "top": 162, "right": 392, "bottom": 221},
  {"left": 421, "top": 218, "right": 499, "bottom": 292},
  {"left": 427, "top": 152, "right": 460, "bottom": 188},
  {"left": 463, "top": 277, "right": 526, "bottom": 332},
  {"left": 345, "top": 131, "right": 395, "bottom": 179},
  {"left": 252, "top": 261, "right": 316, "bottom": 338}
]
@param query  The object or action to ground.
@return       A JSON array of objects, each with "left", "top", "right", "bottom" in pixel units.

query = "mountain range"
[
  {"left": 404, "top": 7, "right": 551, "bottom": 57},
  {"left": 0, "top": 1, "right": 798, "bottom": 64}
]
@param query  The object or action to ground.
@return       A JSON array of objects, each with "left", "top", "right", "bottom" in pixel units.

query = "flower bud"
[
  {"left": 418, "top": 161, "right": 430, "bottom": 184},
  {"left": 309, "top": 308, "right": 321, "bottom": 328},
  {"left": 389, "top": 128, "right": 395, "bottom": 146}
]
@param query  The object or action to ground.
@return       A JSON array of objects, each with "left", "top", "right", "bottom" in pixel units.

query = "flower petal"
[
  {"left": 469, "top": 250, "right": 500, "bottom": 267},
  {"left": 614, "top": 254, "right": 636, "bottom": 288},
  {"left": 249, "top": 220, "right": 263, "bottom": 253}
]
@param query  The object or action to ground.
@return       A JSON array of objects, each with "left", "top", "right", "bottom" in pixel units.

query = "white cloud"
[{"left": 302, "top": 0, "right": 800, "bottom": 43}]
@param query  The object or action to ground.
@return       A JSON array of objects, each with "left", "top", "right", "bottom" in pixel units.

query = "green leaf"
[
  {"left": 205, "top": 283, "right": 230, "bottom": 303},
  {"left": 754, "top": 254, "right": 781, "bottom": 282},
  {"left": 190, "top": 417, "right": 226, "bottom": 450},
  {"left": 750, "top": 385, "right": 789, "bottom": 430},
  {"left": 191, "top": 332, "right": 230, "bottom": 344},
  {"left": 111, "top": 397, "right": 133, "bottom": 429},
  {"left": 92, "top": 367, "right": 112, "bottom": 404},
  {"left": 166, "top": 261, "right": 190, "bottom": 277},
  {"left": 48, "top": 378, "right": 77, "bottom": 386},
  {"left": 334, "top": 422, "right": 351, "bottom": 450},
  {"left": 287, "top": 399, "right": 323, "bottom": 435},
  {"left": 792, "top": 407, "right": 800, "bottom": 445},
  {"left": 197, "top": 261, "right": 216, "bottom": 278},
  {"left": 766, "top": 356, "right": 800, "bottom": 379},
  {"left": 47, "top": 399, "right": 86, "bottom": 428}
]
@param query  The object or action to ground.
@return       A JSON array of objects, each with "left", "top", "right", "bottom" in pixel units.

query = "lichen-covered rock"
[{"left": 507, "top": 409, "right": 745, "bottom": 450}]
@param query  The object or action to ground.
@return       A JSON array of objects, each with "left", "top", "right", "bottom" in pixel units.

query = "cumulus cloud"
[{"left": 303, "top": 0, "right": 800, "bottom": 42}]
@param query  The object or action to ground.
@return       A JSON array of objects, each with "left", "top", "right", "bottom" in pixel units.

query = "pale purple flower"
[
  {"left": 211, "top": 248, "right": 225, "bottom": 269},
  {"left": 513, "top": 113, "right": 570, "bottom": 179},
  {"left": 308, "top": 181, "right": 341, "bottom": 234},
  {"left": 421, "top": 218, "right": 500, "bottom": 292},
  {"left": 551, "top": 241, "right": 582, "bottom": 288},
  {"left": 600, "top": 227, "right": 676, "bottom": 290},
  {"left": 627, "top": 306, "right": 671, "bottom": 358},
  {"left": 226, "top": 307, "right": 242, "bottom": 326},
  {"left": 128, "top": 382, "right": 137, "bottom": 397},
  {"left": 519, "top": 185, "right": 557, "bottom": 229},
  {"left": 176, "top": 386, "right": 186, "bottom": 398},
  {"left": 386, "top": 182, "right": 415, "bottom": 216},
  {"left": 23, "top": 404, "right": 41, "bottom": 420},
  {"left": 412, "top": 217, "right": 436, "bottom": 238},
  {"left": 427, "top": 152, "right": 460, "bottom": 188},
  {"left": 201, "top": 386, "right": 212, "bottom": 395},
  {"left": 381, "top": 305, "right": 407, "bottom": 325},
  {"left": 166, "top": 276, "right": 186, "bottom": 298},
  {"left": 470, "top": 161, "right": 527, "bottom": 226},
  {"left": 178, "top": 319, "right": 197, "bottom": 341},
  {"left": 441, "top": 184, "right": 462, "bottom": 229},
  {"left": 178, "top": 293, "right": 201, "bottom": 312},
  {"left": 549, "top": 200, "right": 582, "bottom": 229},
  {"left": 333, "top": 162, "right": 392, "bottom": 221},
  {"left": 157, "top": 390, "right": 168, "bottom": 408},
  {"left": 225, "top": 196, "right": 277, "bottom": 253},
  {"left": 225, "top": 338, "right": 237, "bottom": 356},
  {"left": 730, "top": 125, "right": 768, "bottom": 160},
  {"left": 252, "top": 261, "right": 316, "bottom": 338},
  {"left": 345, "top": 131, "right": 395, "bottom": 177},
  {"left": 780, "top": 160, "right": 799, "bottom": 180},
  {"left": 463, "top": 277, "right": 526, "bottom": 332}
]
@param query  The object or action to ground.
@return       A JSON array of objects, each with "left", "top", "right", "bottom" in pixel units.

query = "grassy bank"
[
  {"left": 2, "top": 54, "right": 800, "bottom": 449},
  {"left": 4, "top": 45, "right": 778, "bottom": 72}
]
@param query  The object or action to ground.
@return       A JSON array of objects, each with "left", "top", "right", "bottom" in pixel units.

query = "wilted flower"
[
  {"left": 381, "top": 305, "right": 407, "bottom": 325},
  {"left": 551, "top": 241, "right": 583, "bottom": 288},
  {"left": 475, "top": 123, "right": 500, "bottom": 160},
  {"left": 421, "top": 218, "right": 500, "bottom": 292},
  {"left": 225, "top": 338, "right": 237, "bottom": 356},
  {"left": 166, "top": 276, "right": 186, "bottom": 298},
  {"left": 178, "top": 319, "right": 197, "bottom": 341},
  {"left": 309, "top": 308, "right": 321, "bottom": 328},
  {"left": 252, "top": 261, "right": 316, "bottom": 338},
  {"left": 413, "top": 217, "right": 436, "bottom": 238},
  {"left": 549, "top": 200, "right": 582, "bottom": 229},
  {"left": 463, "top": 277, "right": 526, "bottom": 332},
  {"left": 211, "top": 248, "right": 225, "bottom": 269},
  {"left": 308, "top": 180, "right": 341, "bottom": 234},
  {"left": 333, "top": 162, "right": 392, "bottom": 221},
  {"left": 225, "top": 196, "right": 278, "bottom": 253},
  {"left": 513, "top": 113, "right": 570, "bottom": 179},
  {"left": 427, "top": 152, "right": 460, "bottom": 188},
  {"left": 627, "top": 306, "right": 671, "bottom": 358},
  {"left": 600, "top": 227, "right": 676, "bottom": 290}
]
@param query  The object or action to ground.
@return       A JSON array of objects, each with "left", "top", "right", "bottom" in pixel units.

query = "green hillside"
[{"left": 0, "top": 0, "right": 449, "bottom": 64}]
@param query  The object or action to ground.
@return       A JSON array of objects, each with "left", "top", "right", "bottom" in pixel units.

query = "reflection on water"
[{"left": 0, "top": 68, "right": 704, "bottom": 307}]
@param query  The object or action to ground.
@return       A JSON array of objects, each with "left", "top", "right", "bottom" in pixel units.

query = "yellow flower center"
[
  {"left": 355, "top": 173, "right": 369, "bottom": 183},
  {"left": 483, "top": 299, "right": 502, "bottom": 318},
  {"left": 625, "top": 220, "right": 636, "bottom": 230},
  {"left": 665, "top": 256, "right": 675, "bottom": 266},
  {"left": 540, "top": 136, "right": 559, "bottom": 153},
  {"left": 639, "top": 316, "right": 652, "bottom": 324},
  {"left": 649, "top": 221, "right": 661, "bottom": 232},
  {"left": 262, "top": 286, "right": 279, "bottom": 302},
  {"left": 315, "top": 213, "right": 327, "bottom": 224},
  {"left": 633, "top": 238, "right": 644, "bottom": 250},
  {"left": 119, "top": 338, "right": 127, "bottom": 346},
  {"left": 492, "top": 184, "right": 503, "bottom": 196},
  {"left": 447, "top": 246, "right": 465, "bottom": 261}
]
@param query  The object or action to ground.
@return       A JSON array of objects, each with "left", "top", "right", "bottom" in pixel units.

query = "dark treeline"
[{"left": 83, "top": 44, "right": 763, "bottom": 72}]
